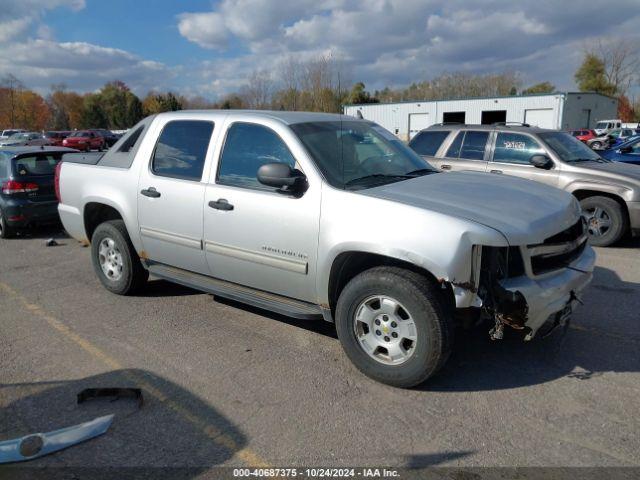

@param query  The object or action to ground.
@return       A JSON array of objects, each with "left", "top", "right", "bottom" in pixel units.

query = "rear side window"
[
  {"left": 409, "top": 131, "right": 450, "bottom": 156},
  {"left": 445, "top": 131, "right": 464, "bottom": 158},
  {"left": 152, "top": 120, "right": 214, "bottom": 181},
  {"left": 12, "top": 155, "right": 61, "bottom": 176},
  {"left": 459, "top": 131, "right": 489, "bottom": 160},
  {"left": 217, "top": 122, "right": 296, "bottom": 191},
  {"left": 118, "top": 126, "right": 144, "bottom": 153},
  {"left": 493, "top": 133, "right": 545, "bottom": 165}
]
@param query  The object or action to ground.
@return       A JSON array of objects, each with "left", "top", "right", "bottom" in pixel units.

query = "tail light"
[
  {"left": 54, "top": 161, "right": 63, "bottom": 202},
  {"left": 2, "top": 180, "right": 39, "bottom": 195}
]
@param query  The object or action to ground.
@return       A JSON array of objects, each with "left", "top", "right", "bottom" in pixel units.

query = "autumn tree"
[
  {"left": 14, "top": 90, "right": 50, "bottom": 130},
  {"left": 99, "top": 81, "right": 143, "bottom": 129},
  {"left": 522, "top": 81, "right": 556, "bottom": 94},
  {"left": 240, "top": 70, "right": 273, "bottom": 109},
  {"left": 618, "top": 95, "right": 636, "bottom": 122}
]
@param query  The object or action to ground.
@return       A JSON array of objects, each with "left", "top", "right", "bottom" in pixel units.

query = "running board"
[{"left": 146, "top": 263, "right": 323, "bottom": 320}]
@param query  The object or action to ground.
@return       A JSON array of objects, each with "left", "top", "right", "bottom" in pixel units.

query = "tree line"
[{"left": 1, "top": 40, "right": 638, "bottom": 132}]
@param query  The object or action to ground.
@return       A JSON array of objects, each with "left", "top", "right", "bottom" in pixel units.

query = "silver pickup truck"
[{"left": 56, "top": 111, "right": 595, "bottom": 387}]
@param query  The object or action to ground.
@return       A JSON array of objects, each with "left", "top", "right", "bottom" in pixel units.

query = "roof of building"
[{"left": 343, "top": 91, "right": 618, "bottom": 108}]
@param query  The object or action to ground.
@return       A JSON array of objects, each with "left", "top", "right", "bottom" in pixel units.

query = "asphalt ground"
[{"left": 1, "top": 227, "right": 639, "bottom": 477}]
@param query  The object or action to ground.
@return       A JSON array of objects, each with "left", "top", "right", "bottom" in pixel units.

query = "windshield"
[
  {"left": 70, "top": 132, "right": 89, "bottom": 138},
  {"left": 8, "top": 133, "right": 27, "bottom": 140},
  {"left": 290, "top": 120, "right": 435, "bottom": 190},
  {"left": 595, "top": 122, "right": 608, "bottom": 130},
  {"left": 539, "top": 132, "right": 607, "bottom": 163}
]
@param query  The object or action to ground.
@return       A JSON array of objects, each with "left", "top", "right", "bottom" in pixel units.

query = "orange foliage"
[{"left": 618, "top": 95, "right": 635, "bottom": 122}]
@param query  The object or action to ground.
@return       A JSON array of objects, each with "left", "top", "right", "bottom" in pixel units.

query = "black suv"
[{"left": 0, "top": 147, "right": 75, "bottom": 238}]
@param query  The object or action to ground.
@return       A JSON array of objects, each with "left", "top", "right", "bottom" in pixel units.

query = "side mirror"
[
  {"left": 529, "top": 154, "right": 554, "bottom": 170},
  {"left": 257, "top": 162, "right": 307, "bottom": 193}
]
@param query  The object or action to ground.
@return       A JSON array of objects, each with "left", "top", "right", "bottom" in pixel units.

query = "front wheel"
[
  {"left": 91, "top": 220, "right": 148, "bottom": 294},
  {"left": 335, "top": 267, "right": 453, "bottom": 388},
  {"left": 580, "top": 196, "right": 627, "bottom": 247},
  {"left": 590, "top": 141, "right": 602, "bottom": 150}
]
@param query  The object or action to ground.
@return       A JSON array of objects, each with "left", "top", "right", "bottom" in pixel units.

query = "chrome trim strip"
[
  {"left": 528, "top": 233, "right": 588, "bottom": 258},
  {"left": 204, "top": 241, "right": 308, "bottom": 274},
  {"left": 140, "top": 227, "right": 202, "bottom": 250}
]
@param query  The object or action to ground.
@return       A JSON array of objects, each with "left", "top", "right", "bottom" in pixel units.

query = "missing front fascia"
[{"left": 477, "top": 246, "right": 529, "bottom": 339}]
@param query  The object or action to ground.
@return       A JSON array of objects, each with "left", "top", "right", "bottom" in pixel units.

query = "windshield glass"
[
  {"left": 8, "top": 133, "right": 27, "bottom": 140},
  {"left": 539, "top": 132, "right": 606, "bottom": 163},
  {"left": 70, "top": 132, "right": 89, "bottom": 138},
  {"left": 595, "top": 122, "right": 608, "bottom": 130},
  {"left": 290, "top": 120, "right": 435, "bottom": 190}
]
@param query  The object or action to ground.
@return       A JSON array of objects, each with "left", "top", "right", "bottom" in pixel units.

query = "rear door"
[
  {"left": 437, "top": 130, "right": 490, "bottom": 173},
  {"left": 137, "top": 119, "right": 217, "bottom": 274},
  {"left": 487, "top": 131, "right": 559, "bottom": 187}
]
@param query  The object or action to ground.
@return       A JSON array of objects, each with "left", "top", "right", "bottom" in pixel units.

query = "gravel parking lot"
[{"left": 1, "top": 228, "right": 640, "bottom": 473}]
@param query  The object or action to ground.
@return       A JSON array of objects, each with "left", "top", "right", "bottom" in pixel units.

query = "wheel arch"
[
  {"left": 325, "top": 251, "right": 455, "bottom": 321},
  {"left": 83, "top": 202, "right": 125, "bottom": 242},
  {"left": 571, "top": 189, "right": 630, "bottom": 224}
]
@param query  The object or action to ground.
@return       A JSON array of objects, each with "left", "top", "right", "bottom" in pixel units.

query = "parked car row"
[
  {"left": 0, "top": 129, "right": 123, "bottom": 151},
  {"left": 570, "top": 127, "right": 640, "bottom": 151}
]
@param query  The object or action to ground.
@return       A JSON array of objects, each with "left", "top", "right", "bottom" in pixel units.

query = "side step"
[{"left": 146, "top": 262, "right": 323, "bottom": 320}]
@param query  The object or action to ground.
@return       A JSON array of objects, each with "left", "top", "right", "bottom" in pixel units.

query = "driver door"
[{"left": 203, "top": 120, "right": 321, "bottom": 302}]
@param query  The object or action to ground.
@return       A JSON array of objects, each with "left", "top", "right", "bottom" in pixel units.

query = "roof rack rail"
[
  {"left": 427, "top": 122, "right": 467, "bottom": 128},
  {"left": 493, "top": 122, "right": 531, "bottom": 127}
]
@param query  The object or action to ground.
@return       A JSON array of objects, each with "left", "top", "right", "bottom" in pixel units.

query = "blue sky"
[{"left": 1, "top": 0, "right": 638, "bottom": 100}]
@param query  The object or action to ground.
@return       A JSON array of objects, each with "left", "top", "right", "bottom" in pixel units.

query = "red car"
[
  {"left": 62, "top": 130, "right": 106, "bottom": 151},
  {"left": 44, "top": 131, "right": 71, "bottom": 147},
  {"left": 570, "top": 129, "right": 597, "bottom": 143}
]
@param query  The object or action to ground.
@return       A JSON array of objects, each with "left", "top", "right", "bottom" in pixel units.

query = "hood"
[
  {"left": 360, "top": 172, "right": 579, "bottom": 245},
  {"left": 575, "top": 160, "right": 640, "bottom": 183}
]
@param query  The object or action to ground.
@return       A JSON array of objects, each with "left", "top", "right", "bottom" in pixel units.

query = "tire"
[
  {"left": 590, "top": 141, "right": 602, "bottom": 150},
  {"left": 91, "top": 220, "right": 148, "bottom": 294},
  {"left": 580, "top": 196, "right": 627, "bottom": 247},
  {"left": 0, "top": 208, "right": 16, "bottom": 239},
  {"left": 335, "top": 266, "right": 453, "bottom": 388}
]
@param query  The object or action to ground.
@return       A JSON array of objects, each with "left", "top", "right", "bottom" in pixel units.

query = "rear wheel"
[
  {"left": 335, "top": 267, "right": 453, "bottom": 388},
  {"left": 0, "top": 208, "right": 16, "bottom": 239},
  {"left": 591, "top": 141, "right": 602, "bottom": 150},
  {"left": 91, "top": 220, "right": 148, "bottom": 294},
  {"left": 580, "top": 196, "right": 627, "bottom": 247}
]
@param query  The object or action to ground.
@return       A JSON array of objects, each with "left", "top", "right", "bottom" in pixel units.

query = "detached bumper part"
[{"left": 0, "top": 414, "right": 114, "bottom": 464}]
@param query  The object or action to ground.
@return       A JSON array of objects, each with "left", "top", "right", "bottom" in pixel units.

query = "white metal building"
[{"left": 343, "top": 92, "right": 618, "bottom": 140}]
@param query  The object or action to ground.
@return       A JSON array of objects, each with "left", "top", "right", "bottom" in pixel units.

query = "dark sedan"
[{"left": 0, "top": 146, "right": 77, "bottom": 238}]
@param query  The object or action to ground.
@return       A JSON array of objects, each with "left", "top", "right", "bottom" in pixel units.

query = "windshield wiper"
[
  {"left": 568, "top": 158, "right": 607, "bottom": 163},
  {"left": 344, "top": 174, "right": 412, "bottom": 188},
  {"left": 405, "top": 168, "right": 437, "bottom": 177}
]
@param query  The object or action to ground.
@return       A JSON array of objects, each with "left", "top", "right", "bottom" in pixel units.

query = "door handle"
[
  {"left": 209, "top": 198, "right": 234, "bottom": 211},
  {"left": 440, "top": 164, "right": 451, "bottom": 170},
  {"left": 490, "top": 169, "right": 503, "bottom": 174},
  {"left": 140, "top": 187, "right": 161, "bottom": 198}
]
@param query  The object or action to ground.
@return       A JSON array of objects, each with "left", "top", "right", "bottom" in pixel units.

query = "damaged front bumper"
[{"left": 499, "top": 245, "right": 595, "bottom": 339}]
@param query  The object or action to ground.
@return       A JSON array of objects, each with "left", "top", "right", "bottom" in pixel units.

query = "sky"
[{"left": 0, "top": 0, "right": 639, "bottom": 100}]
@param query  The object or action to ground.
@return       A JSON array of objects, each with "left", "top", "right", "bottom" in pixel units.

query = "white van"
[{"left": 594, "top": 119, "right": 622, "bottom": 135}]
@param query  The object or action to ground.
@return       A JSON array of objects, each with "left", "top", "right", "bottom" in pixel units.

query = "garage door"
[
  {"left": 524, "top": 109, "right": 555, "bottom": 129},
  {"left": 408, "top": 113, "right": 430, "bottom": 139}
]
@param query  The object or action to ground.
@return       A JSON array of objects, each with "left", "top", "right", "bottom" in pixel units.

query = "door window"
[
  {"left": 217, "top": 122, "right": 296, "bottom": 191},
  {"left": 445, "top": 131, "right": 464, "bottom": 158},
  {"left": 492, "top": 132, "right": 545, "bottom": 165},
  {"left": 409, "top": 131, "right": 450, "bottom": 156},
  {"left": 152, "top": 120, "right": 214, "bottom": 181}
]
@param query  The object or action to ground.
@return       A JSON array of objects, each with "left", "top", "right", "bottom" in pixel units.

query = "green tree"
[
  {"left": 142, "top": 92, "right": 182, "bottom": 115},
  {"left": 99, "top": 81, "right": 143, "bottom": 129},
  {"left": 574, "top": 54, "right": 617, "bottom": 96},
  {"left": 81, "top": 94, "right": 108, "bottom": 128},
  {"left": 522, "top": 81, "right": 556, "bottom": 94},
  {"left": 346, "top": 82, "right": 379, "bottom": 104}
]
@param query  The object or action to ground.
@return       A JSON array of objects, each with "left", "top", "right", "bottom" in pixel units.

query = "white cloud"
[
  {"left": 0, "top": 0, "right": 175, "bottom": 96},
  {"left": 176, "top": 0, "right": 640, "bottom": 97}
]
